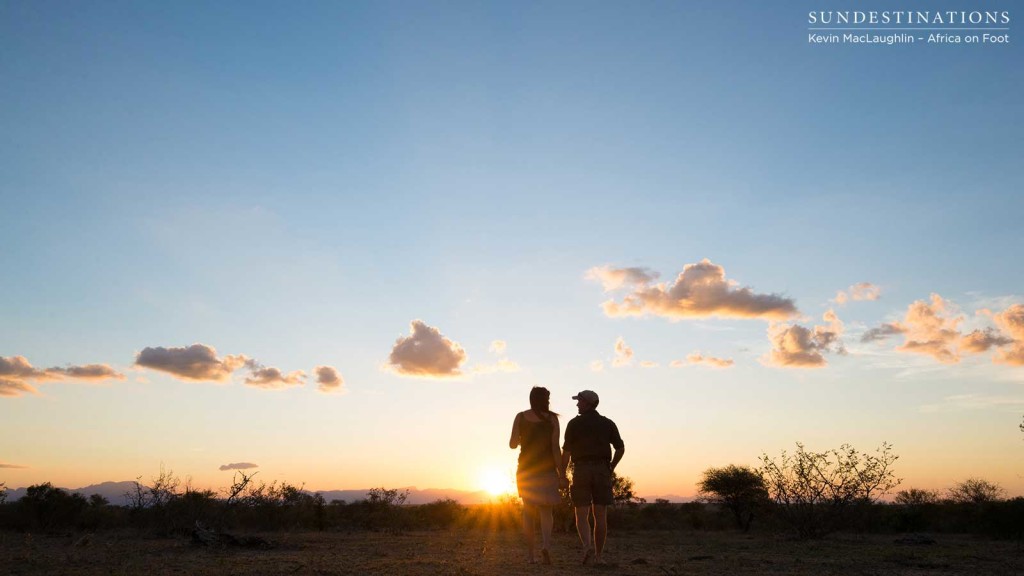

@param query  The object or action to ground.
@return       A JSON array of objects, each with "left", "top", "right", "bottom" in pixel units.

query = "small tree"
[
  {"left": 759, "top": 442, "right": 901, "bottom": 538},
  {"left": 698, "top": 465, "right": 768, "bottom": 532},
  {"left": 947, "top": 478, "right": 1004, "bottom": 504},
  {"left": 0, "top": 482, "right": 7, "bottom": 505},
  {"left": 612, "top": 473, "right": 645, "bottom": 506}
]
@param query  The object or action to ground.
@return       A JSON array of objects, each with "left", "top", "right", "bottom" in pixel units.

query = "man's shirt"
[{"left": 563, "top": 410, "right": 624, "bottom": 462}]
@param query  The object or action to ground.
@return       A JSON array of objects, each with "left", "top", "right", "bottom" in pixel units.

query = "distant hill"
[
  {"left": 2, "top": 482, "right": 687, "bottom": 505},
  {"left": 2, "top": 482, "right": 496, "bottom": 505}
]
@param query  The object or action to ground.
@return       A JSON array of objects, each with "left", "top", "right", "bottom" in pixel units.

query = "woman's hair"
[{"left": 529, "top": 386, "right": 558, "bottom": 418}]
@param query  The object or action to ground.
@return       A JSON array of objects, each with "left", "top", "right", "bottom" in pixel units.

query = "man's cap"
[{"left": 572, "top": 390, "right": 599, "bottom": 404}]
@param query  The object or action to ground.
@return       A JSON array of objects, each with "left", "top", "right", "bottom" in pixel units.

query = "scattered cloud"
[
  {"left": 590, "top": 361, "right": 605, "bottom": 372},
  {"left": 0, "top": 356, "right": 52, "bottom": 380},
  {"left": 590, "top": 259, "right": 798, "bottom": 321},
  {"left": 315, "top": 365, "right": 344, "bottom": 393},
  {"left": 0, "top": 379, "right": 38, "bottom": 397},
  {"left": 219, "top": 462, "right": 258, "bottom": 471},
  {"left": 243, "top": 364, "right": 306, "bottom": 390},
  {"left": 895, "top": 294, "right": 964, "bottom": 364},
  {"left": 920, "top": 394, "right": 1024, "bottom": 414},
  {"left": 960, "top": 328, "right": 1014, "bottom": 354},
  {"left": 612, "top": 337, "right": 634, "bottom": 367},
  {"left": 685, "top": 353, "right": 735, "bottom": 368},
  {"left": 135, "top": 344, "right": 248, "bottom": 382},
  {"left": 764, "top": 309, "right": 845, "bottom": 368},
  {"left": 835, "top": 282, "right": 881, "bottom": 305},
  {"left": 861, "top": 322, "right": 905, "bottom": 343},
  {"left": 387, "top": 320, "right": 467, "bottom": 378},
  {"left": 669, "top": 360, "right": 685, "bottom": 368},
  {"left": 639, "top": 360, "right": 659, "bottom": 368},
  {"left": 0, "top": 356, "right": 124, "bottom": 397},
  {"left": 49, "top": 364, "right": 126, "bottom": 381},
  {"left": 586, "top": 266, "right": 659, "bottom": 291},
  {"left": 473, "top": 339, "right": 521, "bottom": 374},
  {"left": 993, "top": 304, "right": 1024, "bottom": 366},
  {"left": 0, "top": 462, "right": 29, "bottom": 469}
]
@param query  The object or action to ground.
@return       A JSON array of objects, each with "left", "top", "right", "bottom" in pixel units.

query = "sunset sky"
[{"left": 2, "top": 1, "right": 1022, "bottom": 500}]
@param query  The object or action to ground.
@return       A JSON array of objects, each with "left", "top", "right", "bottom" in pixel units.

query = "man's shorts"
[{"left": 570, "top": 461, "right": 613, "bottom": 506}]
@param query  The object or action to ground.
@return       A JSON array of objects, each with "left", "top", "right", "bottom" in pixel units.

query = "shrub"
[
  {"left": 414, "top": 498, "right": 464, "bottom": 528},
  {"left": 758, "top": 442, "right": 900, "bottom": 538},
  {"left": 894, "top": 488, "right": 940, "bottom": 506},
  {"left": 947, "top": 478, "right": 1004, "bottom": 504},
  {"left": 698, "top": 465, "right": 768, "bottom": 532},
  {"left": 18, "top": 483, "right": 88, "bottom": 531}
]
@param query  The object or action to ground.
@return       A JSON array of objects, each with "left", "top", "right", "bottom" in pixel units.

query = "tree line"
[{"left": 1, "top": 439, "right": 1022, "bottom": 539}]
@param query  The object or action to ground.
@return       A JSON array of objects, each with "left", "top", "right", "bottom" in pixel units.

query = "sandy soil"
[{"left": 2, "top": 529, "right": 1022, "bottom": 576}]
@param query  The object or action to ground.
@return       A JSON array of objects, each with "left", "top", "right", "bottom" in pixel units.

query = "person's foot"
[
  {"left": 541, "top": 549, "right": 551, "bottom": 565},
  {"left": 581, "top": 548, "right": 594, "bottom": 565}
]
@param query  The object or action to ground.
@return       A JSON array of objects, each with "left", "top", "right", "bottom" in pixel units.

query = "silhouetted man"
[{"left": 560, "top": 390, "right": 624, "bottom": 565}]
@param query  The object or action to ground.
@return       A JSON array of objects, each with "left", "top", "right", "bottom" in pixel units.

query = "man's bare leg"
[
  {"left": 593, "top": 504, "right": 608, "bottom": 563},
  {"left": 521, "top": 503, "right": 537, "bottom": 563},
  {"left": 574, "top": 505, "right": 594, "bottom": 563}
]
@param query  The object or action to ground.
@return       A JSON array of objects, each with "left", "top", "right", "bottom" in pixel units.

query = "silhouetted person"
[
  {"left": 509, "top": 386, "right": 562, "bottom": 564},
  {"left": 560, "top": 390, "right": 624, "bottom": 565}
]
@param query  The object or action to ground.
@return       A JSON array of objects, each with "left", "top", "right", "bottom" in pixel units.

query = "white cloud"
[
  {"left": 763, "top": 309, "right": 845, "bottom": 368},
  {"left": 0, "top": 355, "right": 125, "bottom": 397},
  {"left": 315, "top": 365, "right": 345, "bottom": 393},
  {"left": 920, "top": 394, "right": 1024, "bottom": 414},
  {"left": 685, "top": 353, "right": 735, "bottom": 368},
  {"left": 244, "top": 365, "right": 306, "bottom": 390},
  {"left": 590, "top": 259, "right": 798, "bottom": 321},
  {"left": 135, "top": 344, "right": 248, "bottom": 382},
  {"left": 993, "top": 304, "right": 1024, "bottom": 366},
  {"left": 387, "top": 320, "right": 467, "bottom": 378},
  {"left": 835, "top": 282, "right": 881, "bottom": 305},
  {"left": 612, "top": 337, "right": 634, "bottom": 367},
  {"left": 219, "top": 462, "right": 259, "bottom": 471}
]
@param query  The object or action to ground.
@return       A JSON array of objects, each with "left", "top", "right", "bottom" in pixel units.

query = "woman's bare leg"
[
  {"left": 539, "top": 505, "right": 553, "bottom": 563},
  {"left": 521, "top": 503, "right": 537, "bottom": 562}
]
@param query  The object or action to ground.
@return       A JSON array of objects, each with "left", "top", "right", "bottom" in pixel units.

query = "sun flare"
[{"left": 478, "top": 467, "right": 516, "bottom": 497}]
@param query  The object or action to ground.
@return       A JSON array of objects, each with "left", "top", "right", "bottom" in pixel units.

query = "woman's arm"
[
  {"left": 550, "top": 414, "right": 561, "bottom": 474},
  {"left": 509, "top": 412, "right": 522, "bottom": 449}
]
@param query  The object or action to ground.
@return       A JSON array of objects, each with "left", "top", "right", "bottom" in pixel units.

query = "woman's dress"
[{"left": 516, "top": 414, "right": 561, "bottom": 506}]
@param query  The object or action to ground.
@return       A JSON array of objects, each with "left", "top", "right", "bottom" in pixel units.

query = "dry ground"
[{"left": 2, "top": 529, "right": 1022, "bottom": 576}]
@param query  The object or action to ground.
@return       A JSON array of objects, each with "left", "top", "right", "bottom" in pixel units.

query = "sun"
[{"left": 478, "top": 467, "right": 516, "bottom": 497}]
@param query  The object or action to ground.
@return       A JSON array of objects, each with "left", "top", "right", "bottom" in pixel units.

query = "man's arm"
[
  {"left": 560, "top": 420, "right": 573, "bottom": 478},
  {"left": 610, "top": 445, "right": 624, "bottom": 472},
  {"left": 609, "top": 420, "right": 625, "bottom": 472}
]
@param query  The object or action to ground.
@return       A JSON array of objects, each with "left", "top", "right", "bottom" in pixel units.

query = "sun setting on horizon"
[{"left": 478, "top": 467, "right": 517, "bottom": 498}]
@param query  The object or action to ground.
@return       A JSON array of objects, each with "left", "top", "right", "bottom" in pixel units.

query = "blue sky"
[{"left": 1, "top": 1, "right": 1022, "bottom": 498}]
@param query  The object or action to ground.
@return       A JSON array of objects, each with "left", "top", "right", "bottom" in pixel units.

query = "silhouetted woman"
[{"left": 509, "top": 386, "right": 563, "bottom": 564}]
